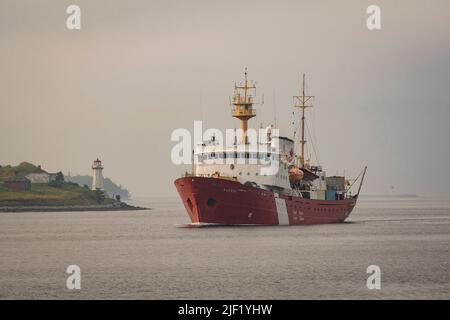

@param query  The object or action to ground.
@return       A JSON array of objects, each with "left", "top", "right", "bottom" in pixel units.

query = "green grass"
[{"left": 0, "top": 183, "right": 115, "bottom": 207}]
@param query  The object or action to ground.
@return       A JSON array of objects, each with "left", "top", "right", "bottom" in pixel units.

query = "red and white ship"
[{"left": 175, "top": 71, "right": 366, "bottom": 225}]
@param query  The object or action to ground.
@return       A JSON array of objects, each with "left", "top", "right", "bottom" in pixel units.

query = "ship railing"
[{"left": 183, "top": 172, "right": 238, "bottom": 181}]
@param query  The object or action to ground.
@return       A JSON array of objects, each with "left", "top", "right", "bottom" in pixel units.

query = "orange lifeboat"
[{"left": 289, "top": 166, "right": 304, "bottom": 184}]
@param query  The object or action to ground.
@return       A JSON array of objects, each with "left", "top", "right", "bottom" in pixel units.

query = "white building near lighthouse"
[{"left": 91, "top": 158, "right": 104, "bottom": 190}]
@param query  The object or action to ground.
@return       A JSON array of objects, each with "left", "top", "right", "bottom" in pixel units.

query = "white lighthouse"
[{"left": 91, "top": 158, "right": 104, "bottom": 190}]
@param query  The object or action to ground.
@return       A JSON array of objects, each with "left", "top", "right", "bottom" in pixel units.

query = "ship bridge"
[{"left": 193, "top": 135, "right": 294, "bottom": 190}]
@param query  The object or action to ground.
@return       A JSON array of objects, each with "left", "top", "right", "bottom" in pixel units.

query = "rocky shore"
[{"left": 0, "top": 202, "right": 148, "bottom": 213}]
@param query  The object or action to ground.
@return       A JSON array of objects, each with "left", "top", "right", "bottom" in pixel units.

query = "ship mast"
[
  {"left": 293, "top": 74, "right": 314, "bottom": 167},
  {"left": 232, "top": 68, "right": 257, "bottom": 144}
]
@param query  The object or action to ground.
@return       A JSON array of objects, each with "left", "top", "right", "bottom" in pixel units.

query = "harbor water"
[{"left": 0, "top": 196, "right": 449, "bottom": 299}]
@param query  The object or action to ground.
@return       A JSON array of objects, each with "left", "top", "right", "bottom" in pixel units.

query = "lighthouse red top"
[{"left": 92, "top": 158, "right": 103, "bottom": 169}]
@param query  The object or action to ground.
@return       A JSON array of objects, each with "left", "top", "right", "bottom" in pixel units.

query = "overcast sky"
[{"left": 1, "top": 0, "right": 449, "bottom": 197}]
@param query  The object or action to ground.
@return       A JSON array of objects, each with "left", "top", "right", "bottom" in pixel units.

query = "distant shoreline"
[{"left": 0, "top": 203, "right": 149, "bottom": 213}]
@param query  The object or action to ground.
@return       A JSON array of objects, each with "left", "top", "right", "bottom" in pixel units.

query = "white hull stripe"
[{"left": 275, "top": 198, "right": 289, "bottom": 225}]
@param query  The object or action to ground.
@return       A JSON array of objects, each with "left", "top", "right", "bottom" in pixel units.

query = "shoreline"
[{"left": 0, "top": 203, "right": 149, "bottom": 213}]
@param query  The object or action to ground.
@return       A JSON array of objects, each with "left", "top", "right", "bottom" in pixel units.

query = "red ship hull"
[{"left": 174, "top": 176, "right": 357, "bottom": 225}]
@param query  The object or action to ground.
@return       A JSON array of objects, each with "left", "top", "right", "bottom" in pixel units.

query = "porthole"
[{"left": 206, "top": 198, "right": 217, "bottom": 207}]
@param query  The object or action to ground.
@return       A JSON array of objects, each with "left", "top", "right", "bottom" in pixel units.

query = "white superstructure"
[
  {"left": 190, "top": 70, "right": 338, "bottom": 197},
  {"left": 194, "top": 133, "right": 294, "bottom": 191}
]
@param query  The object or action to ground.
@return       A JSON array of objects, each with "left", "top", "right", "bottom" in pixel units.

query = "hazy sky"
[{"left": 1, "top": 0, "right": 449, "bottom": 197}]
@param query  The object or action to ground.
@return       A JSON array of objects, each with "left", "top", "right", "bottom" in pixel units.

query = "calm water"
[{"left": 0, "top": 196, "right": 449, "bottom": 299}]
